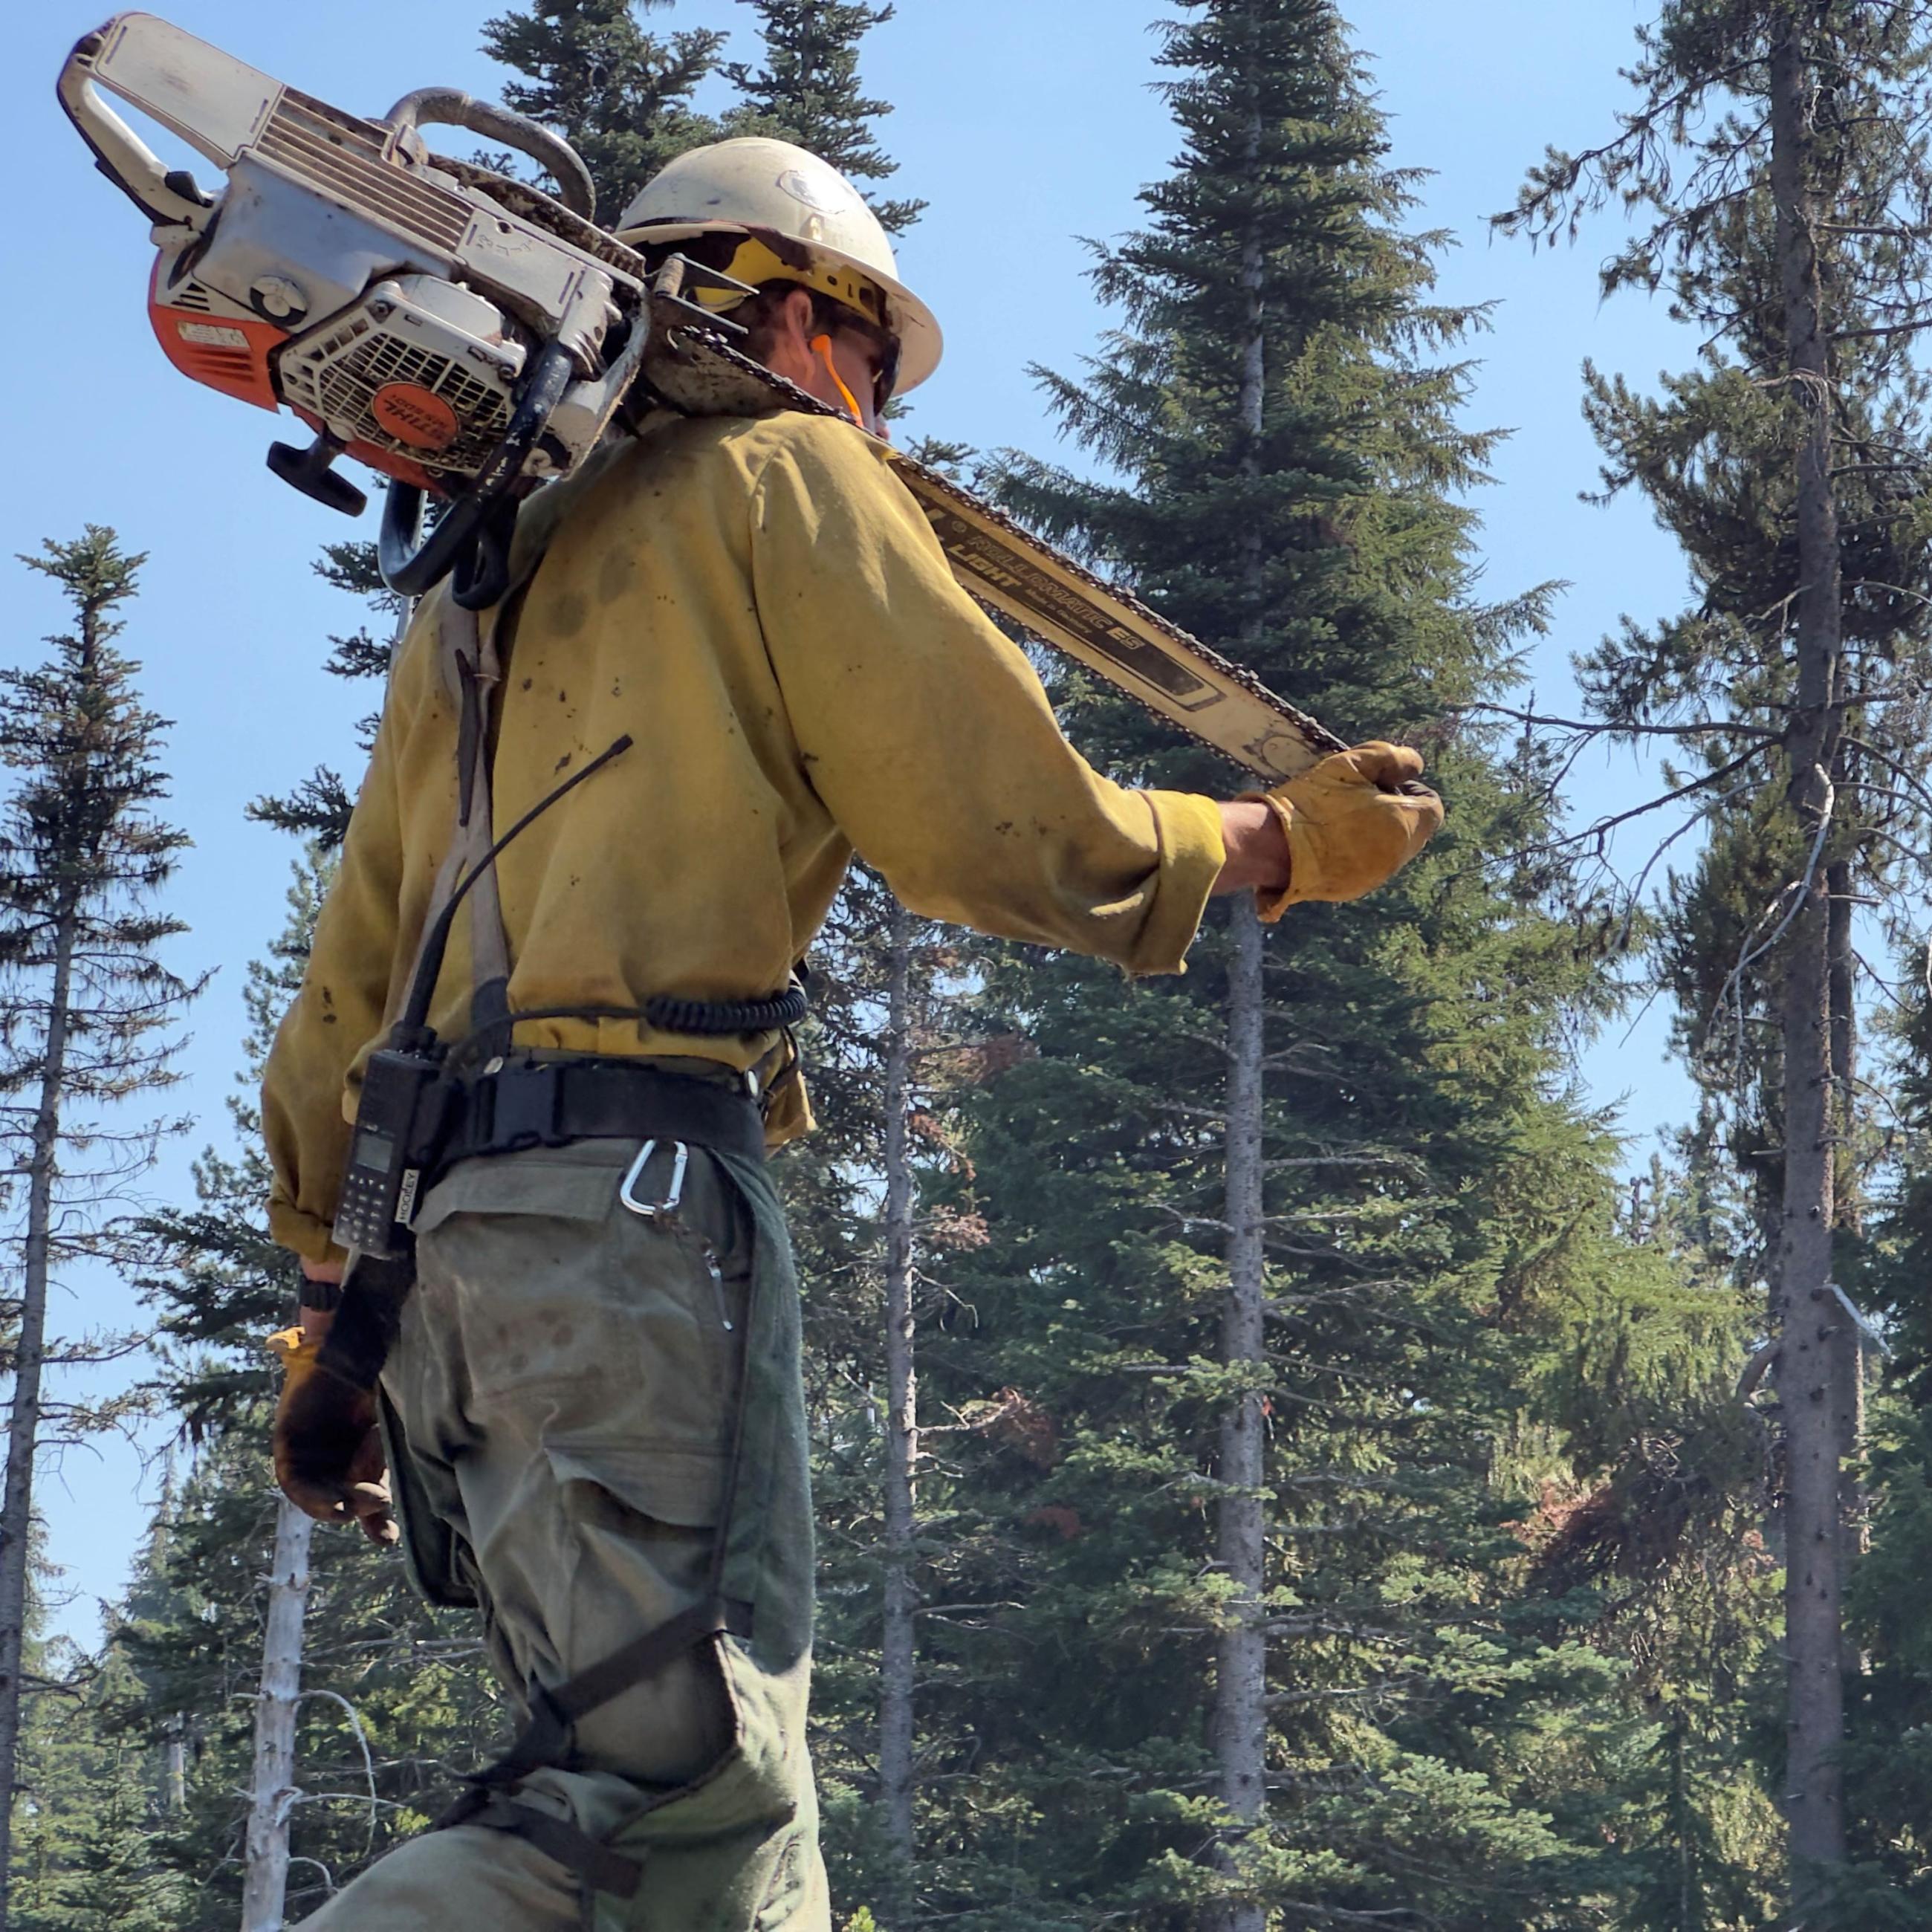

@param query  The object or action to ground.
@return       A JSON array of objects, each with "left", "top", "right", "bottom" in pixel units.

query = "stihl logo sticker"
[{"left": 372, "top": 383, "right": 460, "bottom": 451}]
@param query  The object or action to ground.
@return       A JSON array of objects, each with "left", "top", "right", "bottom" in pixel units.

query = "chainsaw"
[{"left": 59, "top": 13, "right": 1344, "bottom": 782}]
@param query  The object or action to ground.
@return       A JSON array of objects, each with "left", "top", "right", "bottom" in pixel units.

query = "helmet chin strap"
[{"left": 810, "top": 334, "right": 867, "bottom": 428}]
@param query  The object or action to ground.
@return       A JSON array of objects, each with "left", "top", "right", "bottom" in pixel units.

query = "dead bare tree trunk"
[
  {"left": 1769, "top": 21, "right": 1850, "bottom": 1900},
  {"left": 241, "top": 1494, "right": 314, "bottom": 1932},
  {"left": 877, "top": 901, "right": 919, "bottom": 1916},
  {"left": 1216, "top": 897, "right": 1269, "bottom": 1932},
  {"left": 1826, "top": 857, "right": 1868, "bottom": 1674},
  {"left": 164, "top": 1723, "right": 187, "bottom": 1815},
  {"left": 1211, "top": 117, "right": 1270, "bottom": 1928},
  {"left": 0, "top": 908, "right": 77, "bottom": 1925}
]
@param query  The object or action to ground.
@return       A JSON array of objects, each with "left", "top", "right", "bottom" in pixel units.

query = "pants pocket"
[{"left": 415, "top": 1150, "right": 748, "bottom": 1531}]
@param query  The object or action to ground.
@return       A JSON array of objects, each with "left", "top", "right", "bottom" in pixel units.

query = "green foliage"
[
  {"left": 479, "top": 0, "right": 727, "bottom": 218},
  {"left": 122, "top": 856, "right": 504, "bottom": 1919},
  {"left": 817, "top": 2, "right": 1760, "bottom": 1923},
  {"left": 0, "top": 528, "right": 196, "bottom": 1071},
  {"left": 1500, "top": 10, "right": 1932, "bottom": 1919},
  {"left": 99, "top": 1430, "right": 503, "bottom": 1926},
  {"left": 36, "top": 10, "right": 1932, "bottom": 1929}
]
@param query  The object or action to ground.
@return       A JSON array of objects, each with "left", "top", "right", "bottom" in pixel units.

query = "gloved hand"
[
  {"left": 1245, "top": 740, "right": 1444, "bottom": 918},
  {"left": 268, "top": 1327, "right": 399, "bottom": 1545}
]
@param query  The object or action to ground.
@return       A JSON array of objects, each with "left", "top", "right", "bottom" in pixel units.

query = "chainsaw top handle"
[{"left": 383, "top": 89, "right": 596, "bottom": 222}]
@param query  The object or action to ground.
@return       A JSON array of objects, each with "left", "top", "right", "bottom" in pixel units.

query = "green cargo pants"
[{"left": 298, "top": 1131, "right": 829, "bottom": 1932}]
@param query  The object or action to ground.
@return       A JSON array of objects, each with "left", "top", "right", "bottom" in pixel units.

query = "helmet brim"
[{"left": 617, "top": 218, "right": 943, "bottom": 395}]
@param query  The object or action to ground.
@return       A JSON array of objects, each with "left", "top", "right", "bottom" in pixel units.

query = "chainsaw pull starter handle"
[{"left": 383, "top": 89, "right": 596, "bottom": 221}]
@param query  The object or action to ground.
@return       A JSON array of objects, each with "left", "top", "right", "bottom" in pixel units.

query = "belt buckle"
[
  {"left": 620, "top": 1138, "right": 690, "bottom": 1222},
  {"left": 493, "top": 1063, "right": 562, "bottom": 1152}
]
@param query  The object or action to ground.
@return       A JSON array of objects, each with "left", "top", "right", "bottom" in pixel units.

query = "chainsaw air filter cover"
[{"left": 277, "top": 276, "right": 529, "bottom": 485}]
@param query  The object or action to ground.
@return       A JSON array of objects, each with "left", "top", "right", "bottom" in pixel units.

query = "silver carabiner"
[{"left": 620, "top": 1138, "right": 690, "bottom": 1222}]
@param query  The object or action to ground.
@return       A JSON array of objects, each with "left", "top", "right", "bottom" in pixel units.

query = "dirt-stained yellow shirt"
[{"left": 262, "top": 409, "right": 1227, "bottom": 1260}]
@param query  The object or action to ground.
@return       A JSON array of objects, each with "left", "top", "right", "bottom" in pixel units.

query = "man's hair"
[{"left": 733, "top": 281, "right": 845, "bottom": 361}]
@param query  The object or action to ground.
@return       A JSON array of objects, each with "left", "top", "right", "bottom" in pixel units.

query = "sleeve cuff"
[
  {"left": 1129, "top": 790, "right": 1227, "bottom": 974},
  {"left": 268, "top": 1198, "right": 349, "bottom": 1268}
]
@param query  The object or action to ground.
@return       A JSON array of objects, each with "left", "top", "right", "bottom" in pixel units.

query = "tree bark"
[
  {"left": 165, "top": 1725, "right": 187, "bottom": 1815},
  {"left": 242, "top": 1494, "right": 314, "bottom": 1932},
  {"left": 876, "top": 902, "right": 919, "bottom": 1917},
  {"left": 0, "top": 907, "right": 78, "bottom": 1925},
  {"left": 1769, "top": 20, "right": 1850, "bottom": 1898},
  {"left": 1215, "top": 897, "right": 1269, "bottom": 1932},
  {"left": 1210, "top": 74, "right": 1271, "bottom": 1931}
]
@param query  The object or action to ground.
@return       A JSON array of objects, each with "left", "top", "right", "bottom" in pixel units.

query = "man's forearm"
[{"left": 1212, "top": 798, "right": 1291, "bottom": 898}]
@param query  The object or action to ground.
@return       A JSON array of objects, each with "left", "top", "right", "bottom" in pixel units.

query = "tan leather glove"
[
  {"left": 268, "top": 1327, "right": 398, "bottom": 1546},
  {"left": 1244, "top": 740, "right": 1444, "bottom": 921}
]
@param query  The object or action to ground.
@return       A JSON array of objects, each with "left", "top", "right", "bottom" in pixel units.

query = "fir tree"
[
  {"left": 1837, "top": 988, "right": 1932, "bottom": 1925},
  {"left": 879, "top": 2, "right": 1718, "bottom": 1925},
  {"left": 248, "top": 545, "right": 406, "bottom": 852},
  {"left": 479, "top": 0, "right": 726, "bottom": 218},
  {"left": 0, "top": 530, "right": 198, "bottom": 1922},
  {"left": 707, "top": 13, "right": 953, "bottom": 1910},
  {"left": 124, "top": 859, "right": 505, "bottom": 1926},
  {"left": 1497, "top": 6, "right": 1932, "bottom": 1912}
]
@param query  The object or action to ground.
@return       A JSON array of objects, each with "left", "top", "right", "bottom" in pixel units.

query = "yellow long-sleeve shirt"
[{"left": 262, "top": 409, "right": 1227, "bottom": 1260}]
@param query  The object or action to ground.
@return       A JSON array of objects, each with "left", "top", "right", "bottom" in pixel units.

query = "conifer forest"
[{"left": 13, "top": 0, "right": 1932, "bottom": 1926}]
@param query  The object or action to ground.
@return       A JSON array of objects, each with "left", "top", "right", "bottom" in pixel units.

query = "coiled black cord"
[
  {"left": 449, "top": 975, "right": 812, "bottom": 1070},
  {"left": 643, "top": 980, "right": 809, "bottom": 1036}
]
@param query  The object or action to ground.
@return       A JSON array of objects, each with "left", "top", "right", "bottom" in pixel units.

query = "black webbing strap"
[
  {"left": 476, "top": 1594, "right": 754, "bottom": 1789},
  {"left": 439, "top": 1060, "right": 767, "bottom": 1169},
  {"left": 447, "top": 1791, "right": 644, "bottom": 1902}
]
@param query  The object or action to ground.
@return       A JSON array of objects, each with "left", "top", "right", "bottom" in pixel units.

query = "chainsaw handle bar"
[
  {"left": 384, "top": 89, "right": 596, "bottom": 222},
  {"left": 61, "top": 17, "right": 598, "bottom": 234}
]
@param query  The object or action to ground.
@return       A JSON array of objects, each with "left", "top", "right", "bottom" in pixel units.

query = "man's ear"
[{"left": 774, "top": 285, "right": 818, "bottom": 344}]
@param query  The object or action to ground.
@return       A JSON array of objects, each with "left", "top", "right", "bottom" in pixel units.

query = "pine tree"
[
  {"left": 707, "top": 10, "right": 950, "bottom": 1912},
  {"left": 479, "top": 0, "right": 726, "bottom": 219},
  {"left": 1834, "top": 988, "right": 1932, "bottom": 1924},
  {"left": 0, "top": 530, "right": 198, "bottom": 1923},
  {"left": 877, "top": 1, "right": 1717, "bottom": 1924},
  {"left": 112, "top": 857, "right": 502, "bottom": 1928},
  {"left": 1497, "top": 7, "right": 1932, "bottom": 1912},
  {"left": 248, "top": 545, "right": 406, "bottom": 851}
]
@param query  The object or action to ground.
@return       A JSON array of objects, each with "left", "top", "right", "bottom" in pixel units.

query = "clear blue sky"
[{"left": 4, "top": 0, "right": 1699, "bottom": 1642}]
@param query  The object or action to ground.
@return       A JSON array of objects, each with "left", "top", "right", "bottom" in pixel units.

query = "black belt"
[{"left": 437, "top": 1060, "right": 766, "bottom": 1170}]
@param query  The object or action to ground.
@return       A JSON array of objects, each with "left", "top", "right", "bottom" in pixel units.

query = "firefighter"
[{"left": 262, "top": 137, "right": 1443, "bottom": 1931}]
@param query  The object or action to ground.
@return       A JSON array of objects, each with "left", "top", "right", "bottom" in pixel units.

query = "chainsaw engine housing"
[{"left": 62, "top": 13, "right": 648, "bottom": 598}]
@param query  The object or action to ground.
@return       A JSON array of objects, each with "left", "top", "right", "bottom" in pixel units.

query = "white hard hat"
[{"left": 617, "top": 137, "right": 942, "bottom": 394}]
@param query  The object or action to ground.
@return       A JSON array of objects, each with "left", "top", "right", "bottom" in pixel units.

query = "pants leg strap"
[
  {"left": 478, "top": 1594, "right": 756, "bottom": 1786},
  {"left": 456, "top": 1792, "right": 644, "bottom": 1902}
]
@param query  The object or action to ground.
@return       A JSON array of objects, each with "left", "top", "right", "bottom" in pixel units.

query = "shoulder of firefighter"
[{"left": 261, "top": 408, "right": 1228, "bottom": 1261}]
